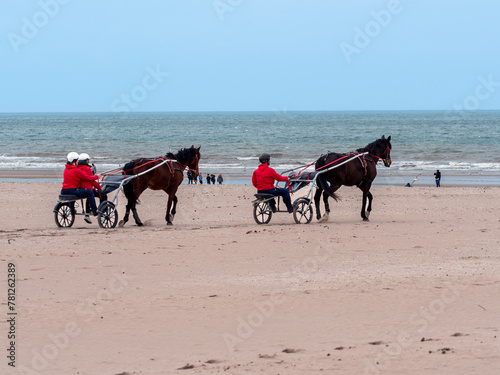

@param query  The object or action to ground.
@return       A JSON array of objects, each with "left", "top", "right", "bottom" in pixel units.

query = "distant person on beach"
[
  {"left": 78, "top": 153, "right": 106, "bottom": 223},
  {"left": 252, "top": 153, "right": 293, "bottom": 213},
  {"left": 206, "top": 173, "right": 211, "bottom": 184},
  {"left": 210, "top": 174, "right": 216, "bottom": 184},
  {"left": 434, "top": 170, "right": 441, "bottom": 187},
  {"left": 61, "top": 152, "right": 99, "bottom": 217},
  {"left": 199, "top": 174, "right": 203, "bottom": 184},
  {"left": 187, "top": 170, "right": 193, "bottom": 184},
  {"left": 217, "top": 174, "right": 223, "bottom": 184}
]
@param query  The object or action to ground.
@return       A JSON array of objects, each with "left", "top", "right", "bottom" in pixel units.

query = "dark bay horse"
[
  {"left": 119, "top": 146, "right": 200, "bottom": 226},
  {"left": 314, "top": 136, "right": 392, "bottom": 222}
]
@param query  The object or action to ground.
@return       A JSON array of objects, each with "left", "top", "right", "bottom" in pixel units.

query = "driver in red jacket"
[
  {"left": 78, "top": 153, "right": 106, "bottom": 224},
  {"left": 61, "top": 152, "right": 99, "bottom": 217},
  {"left": 252, "top": 153, "right": 293, "bottom": 213}
]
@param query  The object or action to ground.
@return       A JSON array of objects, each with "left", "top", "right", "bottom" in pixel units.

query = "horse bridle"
[
  {"left": 369, "top": 145, "right": 391, "bottom": 165},
  {"left": 185, "top": 155, "right": 200, "bottom": 174}
]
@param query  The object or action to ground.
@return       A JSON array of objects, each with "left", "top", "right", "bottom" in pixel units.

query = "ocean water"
[{"left": 1, "top": 111, "right": 500, "bottom": 180}]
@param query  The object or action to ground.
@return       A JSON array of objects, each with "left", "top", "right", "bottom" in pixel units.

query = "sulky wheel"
[
  {"left": 293, "top": 198, "right": 313, "bottom": 224},
  {"left": 54, "top": 202, "right": 75, "bottom": 228},
  {"left": 97, "top": 202, "right": 118, "bottom": 229},
  {"left": 253, "top": 201, "right": 272, "bottom": 225}
]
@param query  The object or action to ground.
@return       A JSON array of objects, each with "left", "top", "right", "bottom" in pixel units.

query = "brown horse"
[
  {"left": 314, "top": 136, "right": 391, "bottom": 222},
  {"left": 119, "top": 146, "right": 200, "bottom": 226}
]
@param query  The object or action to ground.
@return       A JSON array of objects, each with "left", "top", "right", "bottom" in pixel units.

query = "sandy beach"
[{"left": 1, "top": 182, "right": 499, "bottom": 375}]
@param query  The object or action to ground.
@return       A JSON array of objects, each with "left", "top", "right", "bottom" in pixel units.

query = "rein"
[
  {"left": 121, "top": 157, "right": 166, "bottom": 175},
  {"left": 315, "top": 152, "right": 361, "bottom": 172},
  {"left": 123, "top": 153, "right": 199, "bottom": 176}
]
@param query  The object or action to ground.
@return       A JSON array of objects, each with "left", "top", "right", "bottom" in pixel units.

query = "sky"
[{"left": 1, "top": 0, "right": 500, "bottom": 112}]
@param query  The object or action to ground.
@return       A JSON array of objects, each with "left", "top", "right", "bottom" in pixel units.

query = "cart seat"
[
  {"left": 101, "top": 175, "right": 126, "bottom": 194},
  {"left": 254, "top": 193, "right": 275, "bottom": 200},
  {"left": 58, "top": 194, "right": 79, "bottom": 202}
]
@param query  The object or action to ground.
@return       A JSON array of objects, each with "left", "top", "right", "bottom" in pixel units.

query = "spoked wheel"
[
  {"left": 97, "top": 202, "right": 118, "bottom": 229},
  {"left": 293, "top": 198, "right": 313, "bottom": 224},
  {"left": 253, "top": 201, "right": 272, "bottom": 225},
  {"left": 54, "top": 202, "right": 75, "bottom": 228}
]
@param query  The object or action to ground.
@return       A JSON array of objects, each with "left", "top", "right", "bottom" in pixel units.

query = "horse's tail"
[
  {"left": 123, "top": 161, "right": 138, "bottom": 206},
  {"left": 315, "top": 156, "right": 340, "bottom": 202}
]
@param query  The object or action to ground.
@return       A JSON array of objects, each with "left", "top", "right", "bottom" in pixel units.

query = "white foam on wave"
[
  {"left": 199, "top": 163, "right": 244, "bottom": 170},
  {"left": 236, "top": 156, "right": 258, "bottom": 161},
  {"left": 392, "top": 160, "right": 500, "bottom": 171},
  {"left": 1, "top": 152, "right": 499, "bottom": 176}
]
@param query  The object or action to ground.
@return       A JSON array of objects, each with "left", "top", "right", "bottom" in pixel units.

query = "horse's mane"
[
  {"left": 317, "top": 137, "right": 391, "bottom": 166},
  {"left": 356, "top": 137, "right": 391, "bottom": 154},
  {"left": 123, "top": 147, "right": 198, "bottom": 175},
  {"left": 356, "top": 139, "right": 379, "bottom": 153},
  {"left": 165, "top": 147, "right": 197, "bottom": 165}
]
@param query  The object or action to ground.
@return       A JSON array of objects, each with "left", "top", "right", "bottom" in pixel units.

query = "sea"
[{"left": 1, "top": 111, "right": 500, "bottom": 186}]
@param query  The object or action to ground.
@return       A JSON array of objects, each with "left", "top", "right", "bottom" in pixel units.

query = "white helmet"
[
  {"left": 79, "top": 153, "right": 90, "bottom": 160},
  {"left": 67, "top": 152, "right": 79, "bottom": 163}
]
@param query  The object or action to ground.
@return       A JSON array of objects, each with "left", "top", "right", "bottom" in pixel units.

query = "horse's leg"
[
  {"left": 165, "top": 194, "right": 174, "bottom": 225},
  {"left": 365, "top": 191, "right": 373, "bottom": 219},
  {"left": 121, "top": 179, "right": 146, "bottom": 226},
  {"left": 318, "top": 192, "right": 330, "bottom": 223},
  {"left": 314, "top": 188, "right": 323, "bottom": 221},
  {"left": 317, "top": 181, "right": 341, "bottom": 222},
  {"left": 358, "top": 178, "right": 373, "bottom": 221},
  {"left": 323, "top": 191, "right": 331, "bottom": 220},
  {"left": 165, "top": 188, "right": 177, "bottom": 225},
  {"left": 164, "top": 183, "right": 180, "bottom": 225},
  {"left": 132, "top": 206, "right": 143, "bottom": 226},
  {"left": 122, "top": 200, "right": 143, "bottom": 226},
  {"left": 170, "top": 195, "right": 178, "bottom": 220},
  {"left": 118, "top": 204, "right": 131, "bottom": 227},
  {"left": 119, "top": 202, "right": 143, "bottom": 227},
  {"left": 323, "top": 192, "right": 330, "bottom": 214},
  {"left": 360, "top": 191, "right": 368, "bottom": 221}
]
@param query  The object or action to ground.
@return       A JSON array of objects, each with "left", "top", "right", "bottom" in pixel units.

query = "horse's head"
[
  {"left": 373, "top": 135, "right": 392, "bottom": 167},
  {"left": 186, "top": 145, "right": 201, "bottom": 178}
]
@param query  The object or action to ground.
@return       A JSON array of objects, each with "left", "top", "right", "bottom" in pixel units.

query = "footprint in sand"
[{"left": 282, "top": 348, "right": 304, "bottom": 353}]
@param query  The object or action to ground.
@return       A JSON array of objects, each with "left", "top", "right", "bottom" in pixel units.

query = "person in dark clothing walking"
[{"left": 434, "top": 170, "right": 441, "bottom": 187}]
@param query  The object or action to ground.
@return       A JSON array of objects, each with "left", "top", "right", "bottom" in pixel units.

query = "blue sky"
[{"left": 1, "top": 0, "right": 500, "bottom": 112}]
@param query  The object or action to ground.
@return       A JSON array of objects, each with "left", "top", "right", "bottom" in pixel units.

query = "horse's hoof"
[
  {"left": 169, "top": 214, "right": 174, "bottom": 222},
  {"left": 318, "top": 213, "right": 329, "bottom": 223},
  {"left": 167, "top": 222, "right": 173, "bottom": 226},
  {"left": 363, "top": 218, "right": 369, "bottom": 222},
  {"left": 137, "top": 222, "right": 144, "bottom": 227},
  {"left": 118, "top": 220, "right": 125, "bottom": 227}
]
